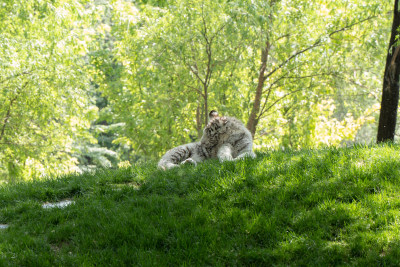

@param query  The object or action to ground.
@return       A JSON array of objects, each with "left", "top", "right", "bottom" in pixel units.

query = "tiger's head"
[
  {"left": 202, "top": 113, "right": 229, "bottom": 145},
  {"left": 209, "top": 110, "right": 219, "bottom": 120}
]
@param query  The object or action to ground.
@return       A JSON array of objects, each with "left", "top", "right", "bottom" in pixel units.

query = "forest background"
[{"left": 0, "top": 0, "right": 393, "bottom": 182}]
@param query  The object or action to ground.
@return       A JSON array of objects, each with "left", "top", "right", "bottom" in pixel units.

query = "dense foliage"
[
  {"left": 0, "top": 0, "right": 393, "bottom": 180},
  {"left": 108, "top": 0, "right": 391, "bottom": 153},
  {"left": 0, "top": 1, "right": 99, "bottom": 181}
]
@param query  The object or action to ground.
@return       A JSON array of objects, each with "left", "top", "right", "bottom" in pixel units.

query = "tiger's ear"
[{"left": 209, "top": 110, "right": 218, "bottom": 119}]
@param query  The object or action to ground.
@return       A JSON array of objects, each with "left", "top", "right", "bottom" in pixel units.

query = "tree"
[
  {"left": 377, "top": 0, "right": 400, "bottom": 143},
  {"left": 107, "top": 0, "right": 250, "bottom": 157},
  {"left": 243, "top": 0, "right": 387, "bottom": 138},
  {"left": 0, "top": 0, "right": 99, "bottom": 181},
  {"left": 105, "top": 0, "right": 391, "bottom": 156}
]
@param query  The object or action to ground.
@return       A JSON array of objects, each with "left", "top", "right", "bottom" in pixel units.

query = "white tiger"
[{"left": 158, "top": 110, "right": 255, "bottom": 170}]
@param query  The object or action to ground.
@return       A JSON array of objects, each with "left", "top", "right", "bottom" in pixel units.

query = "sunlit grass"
[{"left": 1, "top": 144, "right": 400, "bottom": 265}]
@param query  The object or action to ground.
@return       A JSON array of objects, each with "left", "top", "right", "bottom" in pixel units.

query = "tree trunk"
[
  {"left": 377, "top": 0, "right": 400, "bottom": 143},
  {"left": 196, "top": 100, "right": 204, "bottom": 139},
  {"left": 247, "top": 42, "right": 271, "bottom": 137},
  {"left": 0, "top": 89, "right": 22, "bottom": 143},
  {"left": 204, "top": 84, "right": 208, "bottom": 126}
]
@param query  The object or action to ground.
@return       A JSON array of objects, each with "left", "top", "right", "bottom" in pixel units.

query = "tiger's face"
[{"left": 203, "top": 116, "right": 228, "bottom": 144}]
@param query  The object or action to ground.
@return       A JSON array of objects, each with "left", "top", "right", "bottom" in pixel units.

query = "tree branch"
[
  {"left": 0, "top": 71, "right": 33, "bottom": 84},
  {"left": 0, "top": 82, "right": 28, "bottom": 142},
  {"left": 210, "top": 20, "right": 229, "bottom": 43},
  {"left": 188, "top": 63, "right": 206, "bottom": 85},
  {"left": 184, "top": 84, "right": 205, "bottom": 98},
  {"left": 263, "top": 15, "right": 378, "bottom": 81},
  {"left": 200, "top": 3, "right": 210, "bottom": 46},
  {"left": 258, "top": 87, "right": 304, "bottom": 120}
]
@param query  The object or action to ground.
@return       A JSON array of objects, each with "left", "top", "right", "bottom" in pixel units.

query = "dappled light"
[
  {"left": 0, "top": 0, "right": 394, "bottom": 181},
  {"left": 1, "top": 0, "right": 400, "bottom": 265}
]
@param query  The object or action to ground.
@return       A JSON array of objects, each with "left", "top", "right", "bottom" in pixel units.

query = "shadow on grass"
[{"left": 1, "top": 146, "right": 400, "bottom": 265}]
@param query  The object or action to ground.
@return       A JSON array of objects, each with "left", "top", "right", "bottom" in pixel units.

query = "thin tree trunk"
[
  {"left": 377, "top": 0, "right": 400, "bottom": 143},
  {"left": 247, "top": 42, "right": 271, "bottom": 137},
  {"left": 204, "top": 85, "right": 208, "bottom": 126},
  {"left": 0, "top": 97, "right": 16, "bottom": 143},
  {"left": 196, "top": 100, "right": 204, "bottom": 139},
  {"left": 0, "top": 83, "right": 26, "bottom": 143}
]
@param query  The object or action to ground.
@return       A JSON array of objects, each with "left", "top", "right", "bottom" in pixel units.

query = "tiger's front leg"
[
  {"left": 235, "top": 151, "right": 256, "bottom": 160},
  {"left": 217, "top": 144, "right": 234, "bottom": 162},
  {"left": 180, "top": 158, "right": 197, "bottom": 166}
]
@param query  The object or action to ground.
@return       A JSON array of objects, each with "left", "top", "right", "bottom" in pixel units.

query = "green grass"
[{"left": 2, "top": 144, "right": 400, "bottom": 266}]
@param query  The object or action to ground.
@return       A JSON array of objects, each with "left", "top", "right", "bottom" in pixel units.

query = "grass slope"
[{"left": 1, "top": 145, "right": 400, "bottom": 266}]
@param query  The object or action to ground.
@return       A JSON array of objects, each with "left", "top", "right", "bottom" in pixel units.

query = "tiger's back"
[{"left": 157, "top": 142, "right": 201, "bottom": 170}]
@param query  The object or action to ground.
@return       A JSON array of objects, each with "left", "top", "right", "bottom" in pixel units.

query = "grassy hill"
[{"left": 1, "top": 144, "right": 400, "bottom": 266}]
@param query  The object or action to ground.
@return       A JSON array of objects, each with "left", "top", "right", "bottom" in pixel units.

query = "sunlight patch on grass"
[
  {"left": 109, "top": 182, "right": 141, "bottom": 191},
  {"left": 42, "top": 199, "right": 75, "bottom": 209}
]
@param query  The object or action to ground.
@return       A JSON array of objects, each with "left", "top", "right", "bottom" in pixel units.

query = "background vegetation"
[{"left": 0, "top": 0, "right": 394, "bottom": 181}]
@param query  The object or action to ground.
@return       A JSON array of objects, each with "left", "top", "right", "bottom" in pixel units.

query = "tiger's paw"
[{"left": 181, "top": 158, "right": 197, "bottom": 166}]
